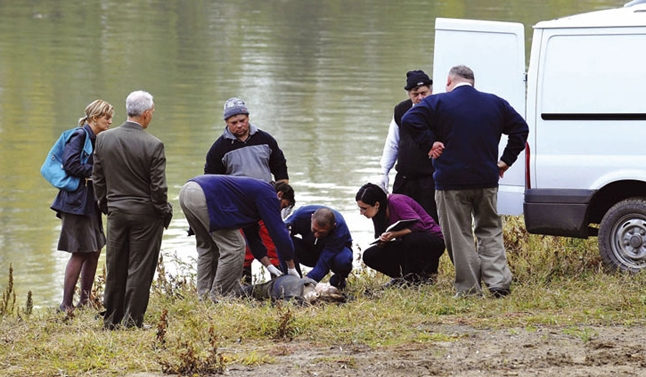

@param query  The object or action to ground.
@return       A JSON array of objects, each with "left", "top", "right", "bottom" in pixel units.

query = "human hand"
[
  {"left": 163, "top": 203, "right": 173, "bottom": 229},
  {"left": 429, "top": 142, "right": 445, "bottom": 159},
  {"left": 315, "top": 282, "right": 339, "bottom": 296},
  {"left": 287, "top": 268, "right": 300, "bottom": 278},
  {"left": 378, "top": 174, "right": 389, "bottom": 193},
  {"left": 379, "top": 231, "right": 394, "bottom": 242},
  {"left": 497, "top": 160, "right": 509, "bottom": 178},
  {"left": 266, "top": 264, "right": 283, "bottom": 278}
]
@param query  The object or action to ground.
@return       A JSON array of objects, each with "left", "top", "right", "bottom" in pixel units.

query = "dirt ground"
[{"left": 214, "top": 325, "right": 646, "bottom": 377}]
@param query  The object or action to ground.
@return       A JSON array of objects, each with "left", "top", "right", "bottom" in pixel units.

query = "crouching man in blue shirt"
[
  {"left": 179, "top": 175, "right": 298, "bottom": 302},
  {"left": 284, "top": 205, "right": 353, "bottom": 289}
]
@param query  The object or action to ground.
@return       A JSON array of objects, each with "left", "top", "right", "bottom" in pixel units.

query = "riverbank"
[
  {"left": 221, "top": 324, "right": 646, "bottom": 377},
  {"left": 1, "top": 217, "right": 645, "bottom": 376}
]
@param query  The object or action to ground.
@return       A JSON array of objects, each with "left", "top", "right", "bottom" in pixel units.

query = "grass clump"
[
  {"left": 267, "top": 304, "right": 298, "bottom": 340},
  {"left": 1, "top": 264, "right": 32, "bottom": 319},
  {"left": 0, "top": 215, "right": 645, "bottom": 376},
  {"left": 157, "top": 326, "right": 226, "bottom": 375},
  {"left": 563, "top": 326, "right": 599, "bottom": 342}
]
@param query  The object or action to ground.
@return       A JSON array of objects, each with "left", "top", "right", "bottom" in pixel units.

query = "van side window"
[{"left": 540, "top": 34, "right": 646, "bottom": 116}]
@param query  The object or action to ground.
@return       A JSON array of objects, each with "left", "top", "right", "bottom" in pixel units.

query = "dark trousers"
[
  {"left": 290, "top": 237, "right": 353, "bottom": 286},
  {"left": 393, "top": 174, "right": 438, "bottom": 222},
  {"left": 363, "top": 231, "right": 445, "bottom": 280},
  {"left": 103, "top": 209, "right": 164, "bottom": 329}
]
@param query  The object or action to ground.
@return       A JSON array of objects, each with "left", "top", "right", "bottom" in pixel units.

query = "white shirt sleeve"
[{"left": 379, "top": 117, "right": 399, "bottom": 176}]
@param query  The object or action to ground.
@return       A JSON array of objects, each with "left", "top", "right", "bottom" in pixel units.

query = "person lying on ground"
[{"left": 240, "top": 274, "right": 346, "bottom": 304}]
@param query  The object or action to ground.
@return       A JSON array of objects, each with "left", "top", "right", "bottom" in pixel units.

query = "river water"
[{"left": 0, "top": 0, "right": 625, "bottom": 306}]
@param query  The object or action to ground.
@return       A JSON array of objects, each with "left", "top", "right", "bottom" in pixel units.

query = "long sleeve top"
[
  {"left": 50, "top": 124, "right": 97, "bottom": 216},
  {"left": 204, "top": 124, "right": 288, "bottom": 182},
  {"left": 387, "top": 194, "right": 442, "bottom": 239},
  {"left": 284, "top": 205, "right": 353, "bottom": 282},
  {"left": 402, "top": 85, "right": 528, "bottom": 190},
  {"left": 190, "top": 174, "right": 295, "bottom": 261}
]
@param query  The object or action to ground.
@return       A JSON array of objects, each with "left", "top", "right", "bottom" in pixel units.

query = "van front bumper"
[{"left": 523, "top": 189, "right": 596, "bottom": 238}]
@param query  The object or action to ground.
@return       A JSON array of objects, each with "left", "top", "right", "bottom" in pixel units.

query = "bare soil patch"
[{"left": 219, "top": 325, "right": 646, "bottom": 377}]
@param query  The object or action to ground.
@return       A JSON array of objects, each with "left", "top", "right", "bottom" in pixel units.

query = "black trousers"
[
  {"left": 393, "top": 174, "right": 438, "bottom": 222},
  {"left": 362, "top": 231, "right": 445, "bottom": 279},
  {"left": 103, "top": 209, "right": 164, "bottom": 329}
]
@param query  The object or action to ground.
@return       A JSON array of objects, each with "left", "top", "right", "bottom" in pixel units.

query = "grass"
[{"left": 1, "top": 215, "right": 645, "bottom": 376}]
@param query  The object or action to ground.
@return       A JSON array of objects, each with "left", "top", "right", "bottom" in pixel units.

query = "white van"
[{"left": 432, "top": 2, "right": 646, "bottom": 271}]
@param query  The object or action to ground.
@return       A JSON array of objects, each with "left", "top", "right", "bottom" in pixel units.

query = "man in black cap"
[{"left": 378, "top": 70, "right": 438, "bottom": 221}]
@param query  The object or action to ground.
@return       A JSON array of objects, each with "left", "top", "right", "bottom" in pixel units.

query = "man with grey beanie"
[
  {"left": 204, "top": 97, "right": 289, "bottom": 282},
  {"left": 93, "top": 90, "right": 173, "bottom": 329},
  {"left": 205, "top": 97, "right": 289, "bottom": 184}
]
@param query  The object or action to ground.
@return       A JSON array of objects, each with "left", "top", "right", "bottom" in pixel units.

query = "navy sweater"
[
  {"left": 402, "top": 85, "right": 528, "bottom": 190},
  {"left": 189, "top": 175, "right": 294, "bottom": 261}
]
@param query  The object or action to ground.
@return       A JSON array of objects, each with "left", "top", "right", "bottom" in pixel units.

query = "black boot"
[{"left": 329, "top": 274, "right": 346, "bottom": 290}]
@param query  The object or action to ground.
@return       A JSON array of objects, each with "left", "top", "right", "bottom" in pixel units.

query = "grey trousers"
[
  {"left": 435, "top": 187, "right": 512, "bottom": 295},
  {"left": 179, "top": 181, "right": 245, "bottom": 301}
]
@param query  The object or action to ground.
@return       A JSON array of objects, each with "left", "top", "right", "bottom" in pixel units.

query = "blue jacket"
[
  {"left": 189, "top": 175, "right": 294, "bottom": 261},
  {"left": 50, "top": 124, "right": 98, "bottom": 216},
  {"left": 285, "top": 205, "right": 353, "bottom": 282},
  {"left": 402, "top": 85, "right": 528, "bottom": 190}
]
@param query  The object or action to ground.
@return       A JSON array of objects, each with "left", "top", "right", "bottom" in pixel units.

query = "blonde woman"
[{"left": 50, "top": 99, "right": 113, "bottom": 311}]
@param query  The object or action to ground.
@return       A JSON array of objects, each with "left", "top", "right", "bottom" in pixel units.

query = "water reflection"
[{"left": 0, "top": 0, "right": 625, "bottom": 306}]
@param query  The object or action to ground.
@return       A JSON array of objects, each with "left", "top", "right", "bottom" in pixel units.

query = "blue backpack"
[{"left": 40, "top": 127, "right": 92, "bottom": 191}]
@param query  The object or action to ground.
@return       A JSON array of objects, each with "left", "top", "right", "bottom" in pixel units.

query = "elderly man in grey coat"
[{"left": 93, "top": 90, "right": 173, "bottom": 329}]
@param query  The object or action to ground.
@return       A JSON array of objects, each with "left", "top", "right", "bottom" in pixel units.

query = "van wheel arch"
[{"left": 598, "top": 198, "right": 646, "bottom": 272}]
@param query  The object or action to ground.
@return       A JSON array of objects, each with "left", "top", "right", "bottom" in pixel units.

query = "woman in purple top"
[{"left": 356, "top": 183, "right": 445, "bottom": 286}]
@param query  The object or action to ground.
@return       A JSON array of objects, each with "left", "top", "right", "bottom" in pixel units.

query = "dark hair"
[
  {"left": 355, "top": 183, "right": 389, "bottom": 237},
  {"left": 273, "top": 181, "right": 295, "bottom": 206}
]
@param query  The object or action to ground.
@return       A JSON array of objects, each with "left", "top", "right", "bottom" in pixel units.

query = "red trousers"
[{"left": 243, "top": 220, "right": 280, "bottom": 267}]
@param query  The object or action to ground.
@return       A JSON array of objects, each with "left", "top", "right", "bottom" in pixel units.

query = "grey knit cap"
[{"left": 223, "top": 97, "right": 249, "bottom": 120}]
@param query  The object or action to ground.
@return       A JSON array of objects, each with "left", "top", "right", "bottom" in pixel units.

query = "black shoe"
[
  {"left": 489, "top": 287, "right": 510, "bottom": 298},
  {"left": 329, "top": 274, "right": 346, "bottom": 290}
]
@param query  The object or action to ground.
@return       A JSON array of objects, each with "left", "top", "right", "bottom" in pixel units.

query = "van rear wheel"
[{"left": 599, "top": 198, "right": 646, "bottom": 272}]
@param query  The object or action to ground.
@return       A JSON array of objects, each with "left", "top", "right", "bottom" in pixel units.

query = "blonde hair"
[{"left": 78, "top": 99, "right": 114, "bottom": 126}]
